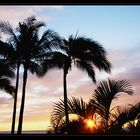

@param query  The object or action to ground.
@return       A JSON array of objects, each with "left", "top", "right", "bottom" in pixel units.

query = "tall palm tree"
[
  {"left": 61, "top": 35, "right": 111, "bottom": 133},
  {"left": 37, "top": 33, "right": 111, "bottom": 134},
  {"left": 0, "top": 39, "right": 21, "bottom": 134},
  {"left": 0, "top": 16, "right": 64, "bottom": 134},
  {"left": 14, "top": 16, "right": 63, "bottom": 134},
  {"left": 0, "top": 21, "right": 28, "bottom": 134}
]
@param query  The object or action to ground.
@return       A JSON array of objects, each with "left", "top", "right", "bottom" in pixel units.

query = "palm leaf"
[
  {"left": 0, "top": 78, "right": 15, "bottom": 96},
  {"left": 0, "top": 21, "right": 14, "bottom": 36},
  {"left": 0, "top": 61, "right": 15, "bottom": 78},
  {"left": 92, "top": 79, "right": 133, "bottom": 123},
  {"left": 50, "top": 97, "right": 89, "bottom": 128},
  {"left": 74, "top": 60, "right": 96, "bottom": 82},
  {"left": 66, "top": 35, "right": 111, "bottom": 73}
]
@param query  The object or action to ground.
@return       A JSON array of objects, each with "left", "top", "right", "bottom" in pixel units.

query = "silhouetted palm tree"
[
  {"left": 89, "top": 79, "right": 133, "bottom": 133},
  {"left": 4, "top": 16, "right": 63, "bottom": 134},
  {"left": 16, "top": 16, "right": 62, "bottom": 134},
  {"left": 35, "top": 31, "right": 111, "bottom": 134},
  {"left": 0, "top": 16, "right": 64, "bottom": 134},
  {"left": 0, "top": 37, "right": 21, "bottom": 134},
  {"left": 61, "top": 35, "right": 111, "bottom": 133}
]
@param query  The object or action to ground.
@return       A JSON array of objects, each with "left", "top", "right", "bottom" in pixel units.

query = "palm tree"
[
  {"left": 0, "top": 21, "right": 27, "bottom": 134},
  {"left": 61, "top": 35, "right": 111, "bottom": 133},
  {"left": 0, "top": 16, "right": 64, "bottom": 134},
  {"left": 37, "top": 31, "right": 111, "bottom": 134},
  {"left": 0, "top": 39, "right": 21, "bottom": 134},
  {"left": 89, "top": 79, "right": 133, "bottom": 133},
  {"left": 14, "top": 16, "right": 63, "bottom": 134}
]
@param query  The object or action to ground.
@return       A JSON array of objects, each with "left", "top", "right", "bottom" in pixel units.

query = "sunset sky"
[{"left": 0, "top": 5, "right": 140, "bottom": 132}]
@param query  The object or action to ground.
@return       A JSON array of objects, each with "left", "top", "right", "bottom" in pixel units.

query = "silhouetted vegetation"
[
  {"left": 50, "top": 79, "right": 140, "bottom": 135},
  {"left": 0, "top": 16, "right": 64, "bottom": 134},
  {"left": 0, "top": 15, "right": 139, "bottom": 135}
]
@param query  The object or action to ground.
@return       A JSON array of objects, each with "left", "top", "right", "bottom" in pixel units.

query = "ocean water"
[{"left": 0, "top": 130, "right": 48, "bottom": 134}]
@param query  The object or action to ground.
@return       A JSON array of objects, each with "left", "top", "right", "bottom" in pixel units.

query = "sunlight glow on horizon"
[{"left": 0, "top": 120, "right": 51, "bottom": 131}]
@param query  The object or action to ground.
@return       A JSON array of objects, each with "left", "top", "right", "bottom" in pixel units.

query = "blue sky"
[
  {"left": 0, "top": 5, "right": 140, "bottom": 131},
  {"left": 45, "top": 6, "right": 140, "bottom": 49}
]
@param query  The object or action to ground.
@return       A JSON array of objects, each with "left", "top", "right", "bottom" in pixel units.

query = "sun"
[{"left": 86, "top": 119, "right": 96, "bottom": 129}]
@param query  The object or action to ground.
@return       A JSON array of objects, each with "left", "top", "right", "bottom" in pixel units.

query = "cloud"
[
  {"left": 0, "top": 5, "right": 64, "bottom": 41},
  {"left": 0, "top": 6, "right": 64, "bottom": 26}
]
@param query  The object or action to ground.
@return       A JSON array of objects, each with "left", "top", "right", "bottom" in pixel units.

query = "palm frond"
[
  {"left": 68, "top": 35, "right": 105, "bottom": 55},
  {"left": 39, "top": 51, "right": 66, "bottom": 77},
  {"left": 66, "top": 35, "right": 111, "bottom": 73},
  {"left": 0, "top": 61, "right": 15, "bottom": 78},
  {"left": 0, "top": 21, "right": 14, "bottom": 36},
  {"left": 92, "top": 79, "right": 133, "bottom": 122},
  {"left": 109, "top": 102, "right": 140, "bottom": 133},
  {"left": 67, "top": 97, "right": 87, "bottom": 118},
  {"left": 115, "top": 80, "right": 133, "bottom": 95},
  {"left": 50, "top": 97, "right": 89, "bottom": 128},
  {"left": 50, "top": 99, "right": 66, "bottom": 127},
  {"left": 74, "top": 60, "right": 96, "bottom": 82},
  {"left": 0, "top": 78, "right": 15, "bottom": 96},
  {"left": 127, "top": 102, "right": 140, "bottom": 120},
  {"left": 26, "top": 60, "right": 42, "bottom": 76},
  {"left": 39, "top": 29, "right": 64, "bottom": 51},
  {"left": 0, "top": 42, "right": 17, "bottom": 62}
]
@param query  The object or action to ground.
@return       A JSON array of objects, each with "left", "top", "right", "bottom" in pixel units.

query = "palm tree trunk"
[
  {"left": 63, "top": 66, "right": 69, "bottom": 134},
  {"left": 11, "top": 63, "right": 20, "bottom": 134},
  {"left": 17, "top": 65, "right": 28, "bottom": 134},
  {"left": 104, "top": 113, "right": 109, "bottom": 133}
]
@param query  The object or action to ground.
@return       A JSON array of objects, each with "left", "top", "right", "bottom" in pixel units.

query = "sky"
[{"left": 0, "top": 5, "right": 140, "bottom": 132}]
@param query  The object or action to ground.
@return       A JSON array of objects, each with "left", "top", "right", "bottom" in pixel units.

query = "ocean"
[{"left": 0, "top": 130, "right": 48, "bottom": 134}]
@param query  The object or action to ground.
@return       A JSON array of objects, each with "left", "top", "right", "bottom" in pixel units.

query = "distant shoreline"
[{"left": 0, "top": 130, "right": 48, "bottom": 134}]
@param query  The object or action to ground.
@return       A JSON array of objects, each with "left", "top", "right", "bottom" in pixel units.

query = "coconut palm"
[
  {"left": 0, "top": 21, "right": 32, "bottom": 134},
  {"left": 16, "top": 16, "right": 63, "bottom": 134},
  {"left": 61, "top": 35, "right": 111, "bottom": 133},
  {"left": 38, "top": 32, "right": 111, "bottom": 134},
  {"left": 0, "top": 20, "right": 28, "bottom": 134},
  {"left": 43, "top": 35, "right": 112, "bottom": 133},
  {"left": 0, "top": 16, "right": 64, "bottom": 134},
  {"left": 0, "top": 38, "right": 21, "bottom": 134}
]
